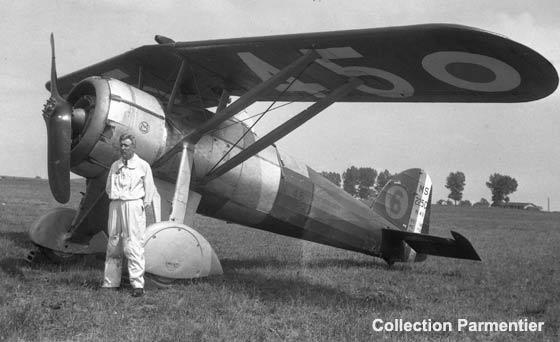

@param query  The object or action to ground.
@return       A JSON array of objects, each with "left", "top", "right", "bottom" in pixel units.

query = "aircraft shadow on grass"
[
  {"left": 205, "top": 269, "right": 410, "bottom": 310},
  {"left": 0, "top": 257, "right": 26, "bottom": 278},
  {"left": 220, "top": 257, "right": 392, "bottom": 270},
  {"left": 0, "top": 230, "right": 411, "bottom": 276},
  {"left": 1, "top": 231, "right": 32, "bottom": 250},
  {"left": 0, "top": 231, "right": 35, "bottom": 278},
  {"left": 0, "top": 240, "right": 435, "bottom": 312},
  {"left": 0, "top": 229, "right": 449, "bottom": 308},
  {"left": 0, "top": 253, "right": 409, "bottom": 310},
  {"left": 0, "top": 230, "right": 106, "bottom": 281}
]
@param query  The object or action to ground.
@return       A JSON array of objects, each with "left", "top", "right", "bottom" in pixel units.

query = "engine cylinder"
[{"left": 67, "top": 77, "right": 167, "bottom": 178}]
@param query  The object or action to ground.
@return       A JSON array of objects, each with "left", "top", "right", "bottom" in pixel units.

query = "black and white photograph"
[{"left": 1, "top": 1, "right": 559, "bottom": 340}]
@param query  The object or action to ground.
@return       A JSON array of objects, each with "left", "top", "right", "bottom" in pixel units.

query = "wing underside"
[{"left": 51, "top": 24, "right": 558, "bottom": 107}]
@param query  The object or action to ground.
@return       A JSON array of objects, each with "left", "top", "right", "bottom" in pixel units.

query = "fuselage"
[{"left": 155, "top": 107, "right": 389, "bottom": 257}]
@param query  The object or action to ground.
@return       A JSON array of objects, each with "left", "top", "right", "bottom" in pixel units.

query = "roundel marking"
[
  {"left": 384, "top": 185, "right": 409, "bottom": 220},
  {"left": 422, "top": 51, "right": 521, "bottom": 92},
  {"left": 139, "top": 121, "right": 150, "bottom": 134}
]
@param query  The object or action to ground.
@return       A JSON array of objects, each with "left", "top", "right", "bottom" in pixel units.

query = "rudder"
[{"left": 371, "top": 168, "right": 432, "bottom": 262}]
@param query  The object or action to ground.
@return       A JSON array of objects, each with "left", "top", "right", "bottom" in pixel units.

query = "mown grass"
[{"left": 1, "top": 177, "right": 559, "bottom": 341}]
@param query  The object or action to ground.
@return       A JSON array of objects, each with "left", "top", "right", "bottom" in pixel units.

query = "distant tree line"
[
  {"left": 321, "top": 167, "right": 519, "bottom": 207},
  {"left": 320, "top": 167, "right": 395, "bottom": 201}
]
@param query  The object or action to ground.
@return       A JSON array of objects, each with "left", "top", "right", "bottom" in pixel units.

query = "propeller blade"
[
  {"left": 44, "top": 33, "right": 72, "bottom": 203},
  {"left": 47, "top": 105, "right": 72, "bottom": 203}
]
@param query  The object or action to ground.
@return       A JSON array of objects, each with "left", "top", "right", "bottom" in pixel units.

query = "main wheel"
[{"left": 143, "top": 221, "right": 223, "bottom": 279}]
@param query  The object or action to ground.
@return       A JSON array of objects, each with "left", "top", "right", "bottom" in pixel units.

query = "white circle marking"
[{"left": 422, "top": 51, "right": 521, "bottom": 92}]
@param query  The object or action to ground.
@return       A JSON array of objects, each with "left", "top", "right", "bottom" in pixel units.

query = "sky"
[{"left": 1, "top": 0, "right": 559, "bottom": 210}]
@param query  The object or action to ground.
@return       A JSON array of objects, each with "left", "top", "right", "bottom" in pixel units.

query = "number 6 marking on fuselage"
[{"left": 385, "top": 185, "right": 409, "bottom": 220}]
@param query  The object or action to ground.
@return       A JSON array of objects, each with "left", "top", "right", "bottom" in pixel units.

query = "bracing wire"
[{"left": 205, "top": 65, "right": 322, "bottom": 176}]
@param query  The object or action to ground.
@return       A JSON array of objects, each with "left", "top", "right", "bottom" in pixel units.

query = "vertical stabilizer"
[{"left": 372, "top": 168, "right": 432, "bottom": 262}]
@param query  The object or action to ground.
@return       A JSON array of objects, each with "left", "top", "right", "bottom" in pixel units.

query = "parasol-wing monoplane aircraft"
[{"left": 30, "top": 24, "right": 558, "bottom": 282}]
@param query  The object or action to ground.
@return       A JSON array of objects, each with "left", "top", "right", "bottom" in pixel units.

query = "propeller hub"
[{"left": 42, "top": 97, "right": 57, "bottom": 120}]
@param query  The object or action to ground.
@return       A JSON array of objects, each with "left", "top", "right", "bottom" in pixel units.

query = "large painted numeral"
[
  {"left": 238, "top": 47, "right": 414, "bottom": 99},
  {"left": 385, "top": 185, "right": 409, "bottom": 220},
  {"left": 307, "top": 47, "right": 414, "bottom": 98},
  {"left": 238, "top": 52, "right": 327, "bottom": 98}
]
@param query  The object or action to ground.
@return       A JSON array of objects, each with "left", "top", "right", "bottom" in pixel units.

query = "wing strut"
[
  {"left": 152, "top": 50, "right": 319, "bottom": 168},
  {"left": 216, "top": 89, "right": 230, "bottom": 113},
  {"left": 169, "top": 141, "right": 198, "bottom": 223},
  {"left": 199, "top": 77, "right": 363, "bottom": 185},
  {"left": 137, "top": 65, "right": 144, "bottom": 89},
  {"left": 166, "top": 59, "right": 187, "bottom": 115}
]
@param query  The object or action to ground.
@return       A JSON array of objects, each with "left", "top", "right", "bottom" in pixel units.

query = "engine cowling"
[{"left": 66, "top": 77, "right": 167, "bottom": 178}]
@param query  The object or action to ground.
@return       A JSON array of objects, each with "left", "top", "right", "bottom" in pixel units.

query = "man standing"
[{"left": 103, "top": 133, "right": 156, "bottom": 297}]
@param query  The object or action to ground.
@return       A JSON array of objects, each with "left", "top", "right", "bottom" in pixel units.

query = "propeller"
[{"left": 42, "top": 33, "right": 72, "bottom": 203}]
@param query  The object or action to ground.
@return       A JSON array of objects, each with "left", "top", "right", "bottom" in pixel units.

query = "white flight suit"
[{"left": 103, "top": 153, "right": 156, "bottom": 289}]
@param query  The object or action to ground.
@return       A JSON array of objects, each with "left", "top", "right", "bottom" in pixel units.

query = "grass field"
[{"left": 1, "top": 176, "right": 559, "bottom": 341}]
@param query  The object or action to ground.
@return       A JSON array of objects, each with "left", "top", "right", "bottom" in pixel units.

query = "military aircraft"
[{"left": 30, "top": 24, "right": 558, "bottom": 282}]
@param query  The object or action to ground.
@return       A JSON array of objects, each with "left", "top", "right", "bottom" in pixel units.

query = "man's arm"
[
  {"left": 105, "top": 163, "right": 116, "bottom": 198},
  {"left": 143, "top": 163, "right": 156, "bottom": 207}
]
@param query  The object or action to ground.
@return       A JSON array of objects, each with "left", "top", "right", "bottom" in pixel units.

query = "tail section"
[
  {"left": 372, "top": 169, "right": 480, "bottom": 263},
  {"left": 372, "top": 168, "right": 432, "bottom": 262},
  {"left": 372, "top": 168, "right": 432, "bottom": 235}
]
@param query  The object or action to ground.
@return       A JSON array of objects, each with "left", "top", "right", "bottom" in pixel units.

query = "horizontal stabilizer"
[{"left": 381, "top": 228, "right": 481, "bottom": 261}]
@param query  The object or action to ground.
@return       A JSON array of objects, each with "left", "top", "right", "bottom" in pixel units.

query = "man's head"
[{"left": 119, "top": 133, "right": 136, "bottom": 160}]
